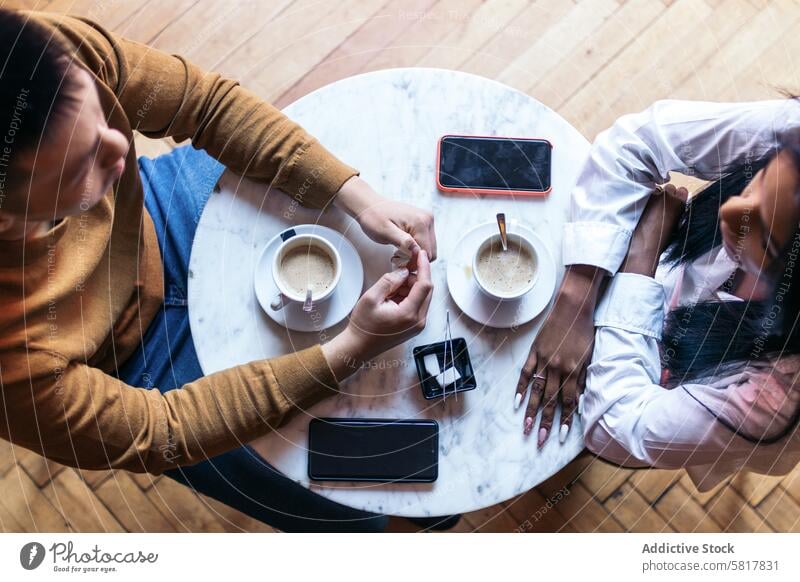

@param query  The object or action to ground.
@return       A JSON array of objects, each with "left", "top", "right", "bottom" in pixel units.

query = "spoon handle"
[
  {"left": 302, "top": 286, "right": 313, "bottom": 312},
  {"left": 496, "top": 213, "right": 508, "bottom": 251}
]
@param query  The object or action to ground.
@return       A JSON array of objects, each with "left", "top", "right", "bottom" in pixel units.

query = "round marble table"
[{"left": 188, "top": 68, "right": 591, "bottom": 518}]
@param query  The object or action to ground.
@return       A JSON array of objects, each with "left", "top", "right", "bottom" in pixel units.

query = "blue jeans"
[{"left": 117, "top": 145, "right": 388, "bottom": 532}]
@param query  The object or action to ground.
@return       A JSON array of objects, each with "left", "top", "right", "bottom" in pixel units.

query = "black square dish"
[{"left": 413, "top": 338, "right": 477, "bottom": 400}]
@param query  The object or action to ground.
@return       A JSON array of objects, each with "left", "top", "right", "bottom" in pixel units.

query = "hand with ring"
[{"left": 513, "top": 263, "right": 602, "bottom": 448}]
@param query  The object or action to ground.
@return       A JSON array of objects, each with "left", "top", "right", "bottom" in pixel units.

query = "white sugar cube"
[
  {"left": 435, "top": 366, "right": 461, "bottom": 388},
  {"left": 423, "top": 354, "right": 441, "bottom": 376}
]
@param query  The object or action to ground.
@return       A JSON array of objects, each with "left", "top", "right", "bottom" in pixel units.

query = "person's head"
[
  {"left": 662, "top": 117, "right": 800, "bottom": 391},
  {"left": 0, "top": 9, "right": 128, "bottom": 231},
  {"left": 719, "top": 146, "right": 800, "bottom": 275}
]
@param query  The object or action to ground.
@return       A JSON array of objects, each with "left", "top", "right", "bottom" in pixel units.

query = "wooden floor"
[{"left": 2, "top": 0, "right": 800, "bottom": 532}]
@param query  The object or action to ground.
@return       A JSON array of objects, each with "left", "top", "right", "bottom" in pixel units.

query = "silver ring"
[{"left": 532, "top": 373, "right": 546, "bottom": 380}]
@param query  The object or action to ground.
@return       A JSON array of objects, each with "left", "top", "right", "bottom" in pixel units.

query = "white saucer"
[
  {"left": 446, "top": 221, "right": 557, "bottom": 328},
  {"left": 254, "top": 225, "right": 364, "bottom": 332}
]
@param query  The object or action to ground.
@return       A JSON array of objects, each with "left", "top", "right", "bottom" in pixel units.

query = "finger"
[
  {"left": 389, "top": 274, "right": 418, "bottom": 302},
  {"left": 663, "top": 188, "right": 687, "bottom": 219},
  {"left": 418, "top": 271, "right": 434, "bottom": 320},
  {"left": 558, "top": 370, "right": 579, "bottom": 444},
  {"left": 515, "top": 346, "right": 537, "bottom": 411},
  {"left": 365, "top": 267, "right": 409, "bottom": 302},
  {"left": 537, "top": 370, "right": 561, "bottom": 448},
  {"left": 399, "top": 250, "right": 432, "bottom": 313},
  {"left": 396, "top": 273, "right": 419, "bottom": 291},
  {"left": 662, "top": 183, "right": 689, "bottom": 204},
  {"left": 412, "top": 275, "right": 434, "bottom": 327},
  {"left": 577, "top": 364, "right": 588, "bottom": 416},
  {"left": 389, "top": 288, "right": 409, "bottom": 303},
  {"left": 387, "top": 223, "right": 420, "bottom": 258},
  {"left": 523, "top": 366, "right": 546, "bottom": 436},
  {"left": 416, "top": 217, "right": 437, "bottom": 262},
  {"left": 428, "top": 223, "right": 438, "bottom": 261},
  {"left": 404, "top": 246, "right": 420, "bottom": 273}
]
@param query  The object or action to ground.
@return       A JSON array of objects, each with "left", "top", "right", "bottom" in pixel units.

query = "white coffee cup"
[
  {"left": 472, "top": 232, "right": 539, "bottom": 301},
  {"left": 270, "top": 233, "right": 341, "bottom": 310}
]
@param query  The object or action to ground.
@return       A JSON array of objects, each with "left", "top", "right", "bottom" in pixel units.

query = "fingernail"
[
  {"left": 559, "top": 423, "right": 569, "bottom": 444},
  {"left": 395, "top": 267, "right": 409, "bottom": 277},
  {"left": 514, "top": 393, "right": 522, "bottom": 410},
  {"left": 523, "top": 417, "right": 533, "bottom": 435},
  {"left": 538, "top": 427, "right": 548, "bottom": 448},
  {"left": 578, "top": 394, "right": 584, "bottom": 416}
]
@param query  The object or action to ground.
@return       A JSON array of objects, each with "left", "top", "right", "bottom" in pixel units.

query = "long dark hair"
[{"left": 661, "top": 131, "right": 800, "bottom": 388}]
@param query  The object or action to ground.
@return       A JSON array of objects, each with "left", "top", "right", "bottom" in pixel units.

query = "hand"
[
  {"left": 323, "top": 249, "right": 434, "bottom": 379},
  {"left": 515, "top": 264, "right": 604, "bottom": 447},
  {"left": 334, "top": 176, "right": 437, "bottom": 262},
  {"left": 620, "top": 183, "right": 688, "bottom": 276}
]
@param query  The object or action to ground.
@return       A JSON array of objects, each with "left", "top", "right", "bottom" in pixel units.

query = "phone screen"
[
  {"left": 438, "top": 135, "right": 552, "bottom": 192},
  {"left": 308, "top": 418, "right": 439, "bottom": 482}
]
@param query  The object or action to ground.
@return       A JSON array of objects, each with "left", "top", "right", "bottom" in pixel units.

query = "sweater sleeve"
[
  {"left": 0, "top": 346, "right": 337, "bottom": 474},
  {"left": 34, "top": 11, "right": 357, "bottom": 209}
]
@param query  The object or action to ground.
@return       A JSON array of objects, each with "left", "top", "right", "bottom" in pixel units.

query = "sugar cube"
[
  {"left": 423, "top": 354, "right": 441, "bottom": 376},
  {"left": 435, "top": 366, "right": 461, "bottom": 388}
]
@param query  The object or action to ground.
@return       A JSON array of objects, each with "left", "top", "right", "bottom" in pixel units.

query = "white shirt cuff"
[
  {"left": 594, "top": 272, "right": 666, "bottom": 339},
  {"left": 561, "top": 222, "right": 631, "bottom": 274}
]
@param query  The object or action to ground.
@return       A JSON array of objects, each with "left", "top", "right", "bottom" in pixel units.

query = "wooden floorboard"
[{"left": 2, "top": 0, "right": 799, "bottom": 532}]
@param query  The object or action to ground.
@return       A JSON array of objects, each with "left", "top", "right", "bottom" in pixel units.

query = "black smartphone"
[
  {"left": 307, "top": 418, "right": 439, "bottom": 483},
  {"left": 436, "top": 135, "right": 552, "bottom": 196}
]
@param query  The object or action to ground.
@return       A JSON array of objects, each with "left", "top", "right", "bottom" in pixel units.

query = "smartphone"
[
  {"left": 307, "top": 418, "right": 439, "bottom": 483},
  {"left": 436, "top": 135, "right": 552, "bottom": 196}
]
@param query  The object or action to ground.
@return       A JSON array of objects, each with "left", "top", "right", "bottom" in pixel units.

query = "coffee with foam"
[
  {"left": 475, "top": 238, "right": 536, "bottom": 296},
  {"left": 278, "top": 244, "right": 336, "bottom": 298}
]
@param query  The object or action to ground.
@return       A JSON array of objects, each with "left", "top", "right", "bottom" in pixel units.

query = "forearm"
[
  {"left": 619, "top": 186, "right": 685, "bottom": 277},
  {"left": 161, "top": 67, "right": 357, "bottom": 207},
  {"left": 154, "top": 346, "right": 338, "bottom": 470},
  {"left": 561, "top": 102, "right": 671, "bottom": 275},
  {"left": 584, "top": 273, "right": 667, "bottom": 465},
  {"left": 584, "top": 271, "right": 741, "bottom": 468},
  {"left": 6, "top": 346, "right": 338, "bottom": 474},
  {"left": 321, "top": 329, "right": 368, "bottom": 382},
  {"left": 320, "top": 323, "right": 398, "bottom": 382},
  {"left": 563, "top": 99, "right": 794, "bottom": 276},
  {"left": 619, "top": 236, "right": 662, "bottom": 277},
  {"left": 70, "top": 15, "right": 359, "bottom": 207},
  {"left": 557, "top": 264, "right": 606, "bottom": 313},
  {"left": 332, "top": 176, "right": 372, "bottom": 215}
]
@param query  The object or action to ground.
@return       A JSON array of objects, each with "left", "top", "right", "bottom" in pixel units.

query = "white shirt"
[{"left": 565, "top": 99, "right": 800, "bottom": 491}]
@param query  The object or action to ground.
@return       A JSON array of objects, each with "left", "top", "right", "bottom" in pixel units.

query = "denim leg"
[{"left": 117, "top": 146, "right": 388, "bottom": 532}]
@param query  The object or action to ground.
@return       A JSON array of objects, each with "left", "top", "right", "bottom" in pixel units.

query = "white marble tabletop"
[{"left": 188, "top": 68, "right": 591, "bottom": 517}]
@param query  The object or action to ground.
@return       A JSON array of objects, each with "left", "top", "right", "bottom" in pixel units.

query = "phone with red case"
[{"left": 436, "top": 135, "right": 552, "bottom": 197}]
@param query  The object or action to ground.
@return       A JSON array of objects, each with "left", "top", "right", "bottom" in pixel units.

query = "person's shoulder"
[
  {"left": 21, "top": 10, "right": 120, "bottom": 88},
  {"left": 18, "top": 10, "right": 91, "bottom": 38}
]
